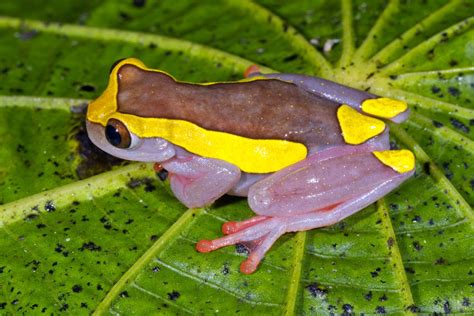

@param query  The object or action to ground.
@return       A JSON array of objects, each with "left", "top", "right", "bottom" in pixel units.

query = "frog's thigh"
[
  {"left": 162, "top": 155, "right": 241, "bottom": 208},
  {"left": 248, "top": 147, "right": 414, "bottom": 217},
  {"left": 259, "top": 73, "right": 409, "bottom": 123}
]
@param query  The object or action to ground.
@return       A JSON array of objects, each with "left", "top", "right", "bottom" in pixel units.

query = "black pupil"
[{"left": 105, "top": 124, "right": 122, "bottom": 147}]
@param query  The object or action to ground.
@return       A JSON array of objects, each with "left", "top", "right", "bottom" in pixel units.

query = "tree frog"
[{"left": 86, "top": 58, "right": 415, "bottom": 274}]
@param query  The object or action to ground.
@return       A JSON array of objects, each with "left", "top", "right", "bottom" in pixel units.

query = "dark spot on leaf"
[
  {"left": 432, "top": 120, "right": 443, "bottom": 128},
  {"left": 150, "top": 235, "right": 158, "bottom": 241},
  {"left": 412, "top": 215, "right": 422, "bottom": 223},
  {"left": 79, "top": 84, "right": 96, "bottom": 92},
  {"left": 406, "top": 305, "right": 420, "bottom": 312},
  {"left": 449, "top": 60, "right": 458, "bottom": 67},
  {"left": 423, "top": 162, "right": 431, "bottom": 175},
  {"left": 447, "top": 87, "right": 460, "bottom": 97},
  {"left": 17, "top": 29, "right": 39, "bottom": 41},
  {"left": 412, "top": 241, "right": 423, "bottom": 251},
  {"left": 167, "top": 291, "right": 180, "bottom": 301},
  {"left": 342, "top": 304, "right": 353, "bottom": 314},
  {"left": 24, "top": 213, "right": 39, "bottom": 221},
  {"left": 59, "top": 304, "right": 69, "bottom": 311},
  {"left": 442, "top": 162, "right": 454, "bottom": 180},
  {"left": 366, "top": 72, "right": 375, "bottom": 79},
  {"left": 431, "top": 86, "right": 441, "bottom": 94},
  {"left": 55, "top": 243, "right": 65, "bottom": 254},
  {"left": 462, "top": 297, "right": 470, "bottom": 306},
  {"left": 72, "top": 285, "right": 82, "bottom": 293},
  {"left": 44, "top": 200, "right": 56, "bottom": 212},
  {"left": 379, "top": 294, "right": 388, "bottom": 301},
  {"left": 120, "top": 291, "right": 129, "bottom": 298},
  {"left": 375, "top": 306, "right": 386, "bottom": 314},
  {"left": 235, "top": 243, "right": 249, "bottom": 254},
  {"left": 387, "top": 237, "right": 394, "bottom": 249},
  {"left": 364, "top": 291, "right": 373, "bottom": 301},
  {"left": 435, "top": 257, "right": 446, "bottom": 265},
  {"left": 222, "top": 264, "right": 229, "bottom": 275},
  {"left": 283, "top": 54, "right": 298, "bottom": 62},
  {"left": 36, "top": 223, "right": 46, "bottom": 229},
  {"left": 127, "top": 177, "right": 156, "bottom": 192},
  {"left": 426, "top": 48, "right": 435, "bottom": 59},
  {"left": 371, "top": 267, "right": 381, "bottom": 277},
  {"left": 132, "top": 0, "right": 146, "bottom": 7},
  {"left": 444, "top": 301, "right": 451, "bottom": 314},
  {"left": 152, "top": 266, "right": 160, "bottom": 273},
  {"left": 306, "top": 283, "right": 328, "bottom": 298},
  {"left": 80, "top": 242, "right": 101, "bottom": 252},
  {"left": 119, "top": 11, "right": 132, "bottom": 21},
  {"left": 449, "top": 118, "right": 469, "bottom": 133}
]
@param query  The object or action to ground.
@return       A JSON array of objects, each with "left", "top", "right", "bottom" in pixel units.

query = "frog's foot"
[
  {"left": 196, "top": 216, "right": 285, "bottom": 274},
  {"left": 243, "top": 64, "right": 261, "bottom": 78},
  {"left": 221, "top": 215, "right": 269, "bottom": 235}
]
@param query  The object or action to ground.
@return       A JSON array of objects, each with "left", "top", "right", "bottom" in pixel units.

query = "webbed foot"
[{"left": 196, "top": 216, "right": 285, "bottom": 274}]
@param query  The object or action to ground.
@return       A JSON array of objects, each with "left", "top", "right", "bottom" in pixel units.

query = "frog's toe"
[
  {"left": 221, "top": 215, "right": 269, "bottom": 235},
  {"left": 244, "top": 64, "right": 261, "bottom": 78},
  {"left": 239, "top": 225, "right": 285, "bottom": 274},
  {"left": 196, "top": 217, "right": 286, "bottom": 274}
]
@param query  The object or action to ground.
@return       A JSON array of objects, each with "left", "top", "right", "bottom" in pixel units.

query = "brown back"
[{"left": 117, "top": 65, "right": 344, "bottom": 148}]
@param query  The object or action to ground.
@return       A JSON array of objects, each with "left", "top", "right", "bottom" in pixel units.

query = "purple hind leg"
[{"left": 197, "top": 144, "right": 414, "bottom": 274}]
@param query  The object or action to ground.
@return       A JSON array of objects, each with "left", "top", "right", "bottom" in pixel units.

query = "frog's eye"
[{"left": 105, "top": 119, "right": 133, "bottom": 149}]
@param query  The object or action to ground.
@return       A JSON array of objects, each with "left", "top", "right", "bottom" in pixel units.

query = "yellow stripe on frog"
[{"left": 110, "top": 113, "right": 307, "bottom": 174}]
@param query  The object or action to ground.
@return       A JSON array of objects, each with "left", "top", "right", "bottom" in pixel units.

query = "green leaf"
[{"left": 0, "top": 0, "right": 472, "bottom": 314}]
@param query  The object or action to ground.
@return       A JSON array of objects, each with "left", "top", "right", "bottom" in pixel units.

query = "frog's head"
[{"left": 86, "top": 58, "right": 176, "bottom": 162}]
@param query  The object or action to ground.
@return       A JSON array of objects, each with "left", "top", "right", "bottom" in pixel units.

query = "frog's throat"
[{"left": 87, "top": 58, "right": 307, "bottom": 173}]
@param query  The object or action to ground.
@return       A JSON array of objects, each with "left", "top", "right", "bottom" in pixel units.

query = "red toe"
[
  {"left": 244, "top": 64, "right": 260, "bottom": 78},
  {"left": 240, "top": 256, "right": 259, "bottom": 274},
  {"left": 196, "top": 240, "right": 214, "bottom": 253},
  {"left": 222, "top": 221, "right": 238, "bottom": 235}
]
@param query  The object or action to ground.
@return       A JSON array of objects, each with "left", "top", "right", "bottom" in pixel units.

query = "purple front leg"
[{"left": 161, "top": 153, "right": 241, "bottom": 208}]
